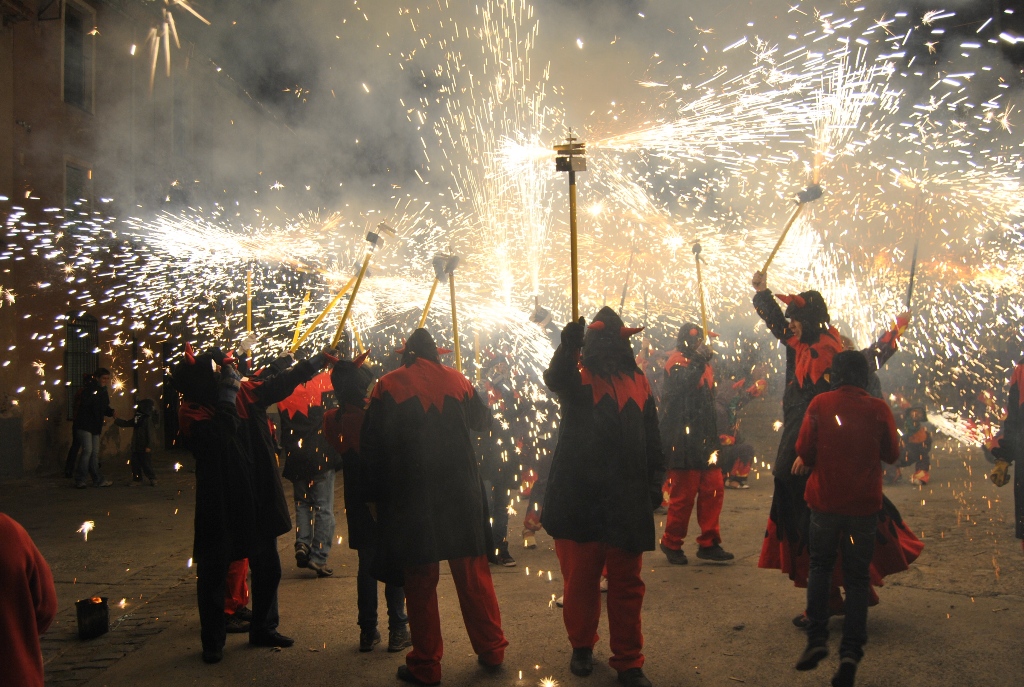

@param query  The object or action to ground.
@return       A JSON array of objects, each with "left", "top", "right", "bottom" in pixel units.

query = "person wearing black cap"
[
  {"left": 790, "top": 350, "right": 899, "bottom": 687},
  {"left": 659, "top": 323, "right": 734, "bottom": 564},
  {"left": 543, "top": 306, "right": 664, "bottom": 687},
  {"left": 360, "top": 329, "right": 505, "bottom": 686}
]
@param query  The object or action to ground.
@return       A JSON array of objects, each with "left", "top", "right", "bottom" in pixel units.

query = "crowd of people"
[{"left": 7, "top": 268, "right": 1023, "bottom": 687}]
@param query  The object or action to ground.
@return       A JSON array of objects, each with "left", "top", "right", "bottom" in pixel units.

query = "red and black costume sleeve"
[
  {"left": 541, "top": 342, "right": 665, "bottom": 554},
  {"left": 861, "top": 316, "right": 907, "bottom": 399},
  {"left": 359, "top": 358, "right": 492, "bottom": 583},
  {"left": 995, "top": 363, "right": 1024, "bottom": 539},
  {"left": 659, "top": 351, "right": 719, "bottom": 471}
]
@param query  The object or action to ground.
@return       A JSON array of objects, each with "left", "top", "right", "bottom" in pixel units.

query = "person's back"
[
  {"left": 0, "top": 513, "right": 58, "bottom": 687},
  {"left": 797, "top": 386, "right": 899, "bottom": 517}
]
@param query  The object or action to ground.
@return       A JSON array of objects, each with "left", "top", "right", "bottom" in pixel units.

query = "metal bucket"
[{"left": 75, "top": 597, "right": 109, "bottom": 639}]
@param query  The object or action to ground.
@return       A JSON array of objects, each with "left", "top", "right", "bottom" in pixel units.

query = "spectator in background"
[
  {"left": 0, "top": 512, "right": 58, "bottom": 687},
  {"left": 73, "top": 368, "right": 115, "bottom": 489},
  {"left": 115, "top": 398, "right": 158, "bottom": 486},
  {"left": 64, "top": 372, "right": 92, "bottom": 478}
]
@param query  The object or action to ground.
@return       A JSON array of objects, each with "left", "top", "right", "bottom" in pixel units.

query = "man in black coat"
[
  {"left": 543, "top": 306, "right": 664, "bottom": 687},
  {"left": 72, "top": 368, "right": 115, "bottom": 488},
  {"left": 172, "top": 343, "right": 336, "bottom": 663},
  {"left": 361, "top": 329, "right": 505, "bottom": 687},
  {"left": 659, "top": 323, "right": 734, "bottom": 564}
]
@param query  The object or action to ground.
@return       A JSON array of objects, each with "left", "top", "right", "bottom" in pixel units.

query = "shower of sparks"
[{"left": 77, "top": 521, "right": 95, "bottom": 541}]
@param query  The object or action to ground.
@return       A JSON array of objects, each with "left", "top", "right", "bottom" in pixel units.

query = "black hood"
[{"left": 582, "top": 306, "right": 640, "bottom": 378}]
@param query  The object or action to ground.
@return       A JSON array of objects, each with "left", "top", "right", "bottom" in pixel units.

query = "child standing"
[
  {"left": 116, "top": 399, "right": 158, "bottom": 486},
  {"left": 790, "top": 351, "right": 899, "bottom": 687}
]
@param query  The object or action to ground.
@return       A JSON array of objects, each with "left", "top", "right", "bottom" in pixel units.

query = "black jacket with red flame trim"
[
  {"left": 995, "top": 362, "right": 1024, "bottom": 538},
  {"left": 360, "top": 357, "right": 492, "bottom": 581},
  {"left": 278, "top": 371, "right": 335, "bottom": 483},
  {"left": 753, "top": 288, "right": 843, "bottom": 477},
  {"left": 541, "top": 344, "right": 665, "bottom": 554},
  {"left": 660, "top": 350, "right": 719, "bottom": 471}
]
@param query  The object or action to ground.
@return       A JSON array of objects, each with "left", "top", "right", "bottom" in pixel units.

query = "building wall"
[{"left": 0, "top": 1, "right": 291, "bottom": 474}]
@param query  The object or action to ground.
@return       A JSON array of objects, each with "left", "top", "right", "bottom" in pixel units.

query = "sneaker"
[
  {"left": 295, "top": 542, "right": 310, "bottom": 569},
  {"left": 496, "top": 545, "right": 517, "bottom": 567},
  {"left": 235, "top": 606, "right": 253, "bottom": 622},
  {"left": 306, "top": 560, "right": 333, "bottom": 578},
  {"left": 359, "top": 628, "right": 381, "bottom": 652},
  {"left": 696, "top": 544, "right": 735, "bottom": 562},
  {"left": 396, "top": 665, "right": 440, "bottom": 686},
  {"left": 659, "top": 542, "right": 688, "bottom": 565},
  {"left": 96, "top": 480, "right": 113, "bottom": 487},
  {"left": 523, "top": 533, "right": 537, "bottom": 549},
  {"left": 224, "top": 614, "right": 250, "bottom": 633},
  {"left": 477, "top": 654, "right": 503, "bottom": 672},
  {"left": 570, "top": 647, "right": 594, "bottom": 677},
  {"left": 831, "top": 657, "right": 858, "bottom": 687},
  {"left": 792, "top": 612, "right": 811, "bottom": 629},
  {"left": 795, "top": 644, "right": 828, "bottom": 671},
  {"left": 388, "top": 626, "right": 412, "bottom": 652},
  {"left": 617, "top": 667, "right": 654, "bottom": 687},
  {"left": 911, "top": 469, "right": 930, "bottom": 485},
  {"left": 555, "top": 595, "right": 564, "bottom": 607}
]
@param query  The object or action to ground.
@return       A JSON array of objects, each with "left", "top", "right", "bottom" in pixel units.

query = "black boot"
[
  {"left": 832, "top": 657, "right": 858, "bottom": 687},
  {"left": 617, "top": 667, "right": 654, "bottom": 687},
  {"left": 570, "top": 647, "right": 594, "bottom": 676}
]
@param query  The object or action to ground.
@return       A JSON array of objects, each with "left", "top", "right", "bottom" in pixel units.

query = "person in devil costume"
[
  {"left": 543, "top": 307, "right": 664, "bottom": 687},
  {"left": 659, "top": 323, "right": 734, "bottom": 564},
  {"left": 900, "top": 407, "right": 932, "bottom": 486},
  {"left": 360, "top": 329, "right": 506, "bottom": 686},
  {"left": 753, "top": 272, "right": 922, "bottom": 626},
  {"left": 323, "top": 351, "right": 411, "bottom": 653},
  {"left": 990, "top": 359, "right": 1024, "bottom": 553},
  {"left": 171, "top": 342, "right": 336, "bottom": 663},
  {"left": 278, "top": 368, "right": 336, "bottom": 577},
  {"left": 717, "top": 377, "right": 766, "bottom": 489}
]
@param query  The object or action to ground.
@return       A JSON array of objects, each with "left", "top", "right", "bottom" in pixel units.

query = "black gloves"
[
  {"left": 309, "top": 347, "right": 340, "bottom": 371},
  {"left": 560, "top": 317, "right": 586, "bottom": 350},
  {"left": 218, "top": 365, "right": 242, "bottom": 406}
]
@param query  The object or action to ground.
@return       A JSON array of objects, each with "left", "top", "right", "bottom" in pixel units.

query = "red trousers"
[
  {"left": 404, "top": 555, "right": 508, "bottom": 684},
  {"left": 661, "top": 468, "right": 724, "bottom": 550},
  {"left": 224, "top": 558, "right": 249, "bottom": 614},
  {"left": 555, "top": 539, "right": 645, "bottom": 673}
]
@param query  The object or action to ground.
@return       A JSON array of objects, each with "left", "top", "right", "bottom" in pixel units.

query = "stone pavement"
[{"left": 2, "top": 397, "right": 1023, "bottom": 687}]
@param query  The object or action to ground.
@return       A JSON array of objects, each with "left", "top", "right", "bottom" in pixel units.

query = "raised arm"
[
  {"left": 543, "top": 317, "right": 587, "bottom": 402},
  {"left": 752, "top": 271, "right": 790, "bottom": 341}
]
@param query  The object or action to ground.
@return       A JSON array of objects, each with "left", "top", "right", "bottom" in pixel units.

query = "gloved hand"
[
  {"left": 797, "top": 184, "right": 823, "bottom": 204},
  {"left": 560, "top": 317, "right": 586, "bottom": 350},
  {"left": 752, "top": 270, "right": 768, "bottom": 292},
  {"left": 991, "top": 459, "right": 1011, "bottom": 487},
  {"left": 218, "top": 364, "right": 242, "bottom": 407},
  {"left": 309, "top": 347, "right": 340, "bottom": 370},
  {"left": 237, "top": 332, "right": 259, "bottom": 355}
]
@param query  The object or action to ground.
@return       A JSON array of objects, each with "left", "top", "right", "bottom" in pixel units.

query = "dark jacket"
[
  {"left": 115, "top": 400, "right": 156, "bottom": 453},
  {"left": 324, "top": 404, "right": 377, "bottom": 551},
  {"left": 753, "top": 289, "right": 843, "bottom": 477},
  {"left": 994, "top": 362, "right": 1024, "bottom": 538},
  {"left": 74, "top": 381, "right": 114, "bottom": 435},
  {"left": 659, "top": 351, "right": 719, "bottom": 471},
  {"left": 278, "top": 372, "right": 334, "bottom": 483},
  {"left": 236, "top": 359, "right": 325, "bottom": 539},
  {"left": 542, "top": 343, "right": 665, "bottom": 554},
  {"left": 797, "top": 386, "right": 900, "bottom": 516},
  {"left": 360, "top": 357, "right": 492, "bottom": 581},
  {"left": 477, "top": 379, "right": 525, "bottom": 490}
]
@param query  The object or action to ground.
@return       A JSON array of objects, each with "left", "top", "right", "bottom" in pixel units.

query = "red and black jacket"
[{"left": 659, "top": 350, "right": 719, "bottom": 471}]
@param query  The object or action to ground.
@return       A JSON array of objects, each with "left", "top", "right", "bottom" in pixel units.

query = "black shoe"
[
  {"left": 496, "top": 545, "right": 517, "bottom": 567},
  {"left": 388, "top": 626, "right": 412, "bottom": 652},
  {"left": 202, "top": 647, "right": 223, "bottom": 664},
  {"left": 696, "top": 544, "right": 735, "bottom": 562},
  {"left": 295, "top": 543, "right": 310, "bottom": 569},
  {"left": 249, "top": 631, "right": 294, "bottom": 648},
  {"left": 570, "top": 647, "right": 594, "bottom": 677},
  {"left": 234, "top": 606, "right": 253, "bottom": 622},
  {"left": 795, "top": 644, "right": 828, "bottom": 671},
  {"left": 659, "top": 542, "right": 688, "bottom": 565},
  {"left": 397, "top": 664, "right": 441, "bottom": 686},
  {"left": 307, "top": 560, "right": 334, "bottom": 577},
  {"left": 617, "top": 667, "right": 654, "bottom": 687},
  {"left": 477, "top": 654, "right": 503, "bottom": 672},
  {"left": 359, "top": 628, "right": 381, "bottom": 652},
  {"left": 224, "top": 614, "right": 250, "bottom": 633},
  {"left": 832, "top": 658, "right": 858, "bottom": 687},
  {"left": 793, "top": 612, "right": 811, "bottom": 629}
]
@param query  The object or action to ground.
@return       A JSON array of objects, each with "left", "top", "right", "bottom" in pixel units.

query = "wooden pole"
[
  {"left": 449, "top": 272, "right": 462, "bottom": 373},
  {"left": 417, "top": 279, "right": 441, "bottom": 329},
  {"left": 761, "top": 202, "right": 805, "bottom": 274},
  {"left": 474, "top": 331, "right": 481, "bottom": 385},
  {"left": 569, "top": 170, "right": 579, "bottom": 322},
  {"left": 352, "top": 323, "right": 366, "bottom": 355},
  {"left": 245, "top": 269, "right": 253, "bottom": 333},
  {"left": 331, "top": 253, "right": 373, "bottom": 349},
  {"left": 290, "top": 275, "right": 356, "bottom": 353},
  {"left": 695, "top": 254, "right": 709, "bottom": 345}
]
